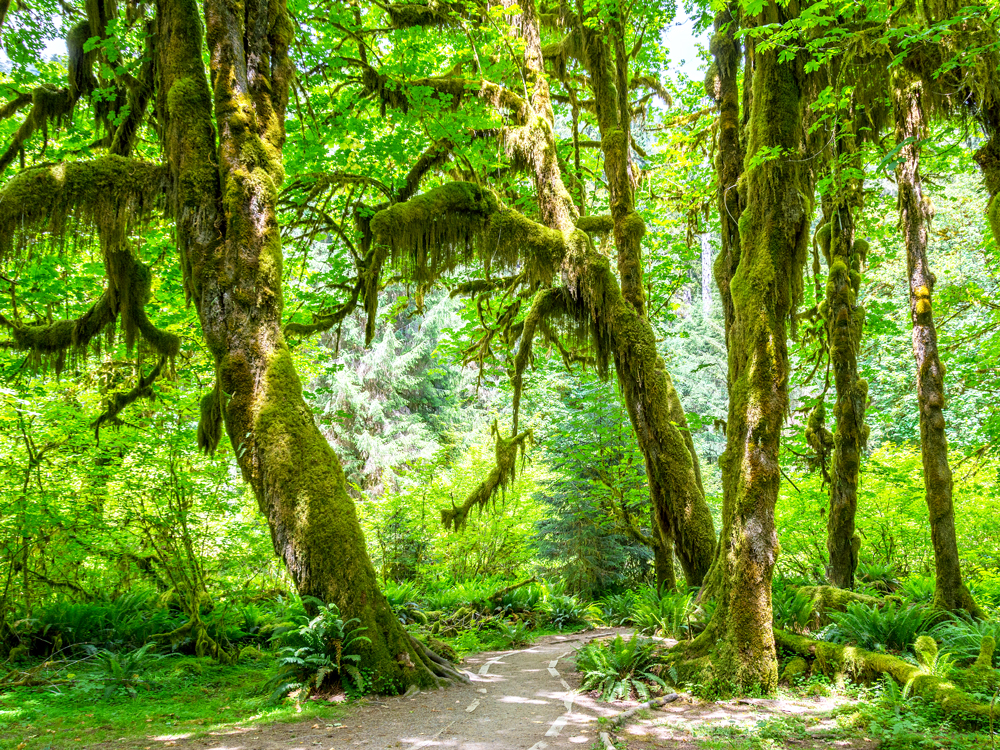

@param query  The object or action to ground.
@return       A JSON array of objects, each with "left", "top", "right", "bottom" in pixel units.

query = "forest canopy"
[{"left": 2, "top": 0, "right": 1000, "bottom": 741}]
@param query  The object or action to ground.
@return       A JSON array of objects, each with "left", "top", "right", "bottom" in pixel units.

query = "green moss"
[
  {"left": 793, "top": 585, "right": 881, "bottom": 623},
  {"left": 781, "top": 656, "right": 809, "bottom": 682},
  {"left": 370, "top": 181, "right": 499, "bottom": 282},
  {"left": 251, "top": 347, "right": 444, "bottom": 691},
  {"left": 575, "top": 214, "right": 615, "bottom": 234},
  {"left": 197, "top": 386, "right": 224, "bottom": 454},
  {"left": 988, "top": 194, "right": 1000, "bottom": 247},
  {"left": 0, "top": 156, "right": 168, "bottom": 260},
  {"left": 975, "top": 635, "right": 995, "bottom": 669},
  {"left": 165, "top": 77, "right": 219, "bottom": 205},
  {"left": 485, "top": 208, "right": 564, "bottom": 282},
  {"left": 441, "top": 422, "right": 532, "bottom": 531},
  {"left": 776, "top": 629, "right": 999, "bottom": 726},
  {"left": 386, "top": 1, "right": 455, "bottom": 28},
  {"left": 914, "top": 635, "right": 938, "bottom": 669}
]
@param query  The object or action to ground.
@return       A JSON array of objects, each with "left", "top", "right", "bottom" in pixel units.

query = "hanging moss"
[
  {"left": 197, "top": 385, "right": 224, "bottom": 454},
  {"left": 483, "top": 208, "right": 564, "bottom": 283},
  {"left": 91, "top": 356, "right": 168, "bottom": 438},
  {"left": 386, "top": 1, "right": 458, "bottom": 28},
  {"left": 369, "top": 182, "right": 569, "bottom": 289},
  {"left": 0, "top": 156, "right": 168, "bottom": 260},
  {"left": 440, "top": 422, "right": 532, "bottom": 532},
  {"left": 370, "top": 181, "right": 498, "bottom": 282}
]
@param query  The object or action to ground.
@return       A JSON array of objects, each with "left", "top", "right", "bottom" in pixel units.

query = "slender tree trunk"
[
  {"left": 820, "top": 133, "right": 869, "bottom": 590},
  {"left": 894, "top": 78, "right": 982, "bottom": 618},
  {"left": 493, "top": 0, "right": 716, "bottom": 587},
  {"left": 701, "top": 7, "right": 745, "bottom": 600},
  {"left": 974, "top": 102, "right": 1000, "bottom": 246},
  {"left": 156, "top": 0, "right": 454, "bottom": 689},
  {"left": 577, "top": 21, "right": 716, "bottom": 586}
]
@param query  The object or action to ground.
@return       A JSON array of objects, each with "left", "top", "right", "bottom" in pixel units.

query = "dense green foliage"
[{"left": 2, "top": 0, "right": 1000, "bottom": 745}]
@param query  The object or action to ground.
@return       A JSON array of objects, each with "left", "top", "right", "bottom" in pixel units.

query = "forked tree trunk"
[
  {"left": 894, "top": 78, "right": 981, "bottom": 618},
  {"left": 692, "top": 13, "right": 812, "bottom": 692},
  {"left": 156, "top": 0, "right": 453, "bottom": 689},
  {"left": 577, "top": 21, "right": 716, "bottom": 587},
  {"left": 501, "top": 0, "right": 716, "bottom": 587}
]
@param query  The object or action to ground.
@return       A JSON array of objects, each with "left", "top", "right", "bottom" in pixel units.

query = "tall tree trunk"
[
  {"left": 576, "top": 18, "right": 716, "bottom": 586},
  {"left": 701, "top": 8, "right": 745, "bottom": 600},
  {"left": 894, "top": 77, "right": 982, "bottom": 617},
  {"left": 974, "top": 102, "right": 1000, "bottom": 247},
  {"left": 156, "top": 0, "right": 456, "bottom": 688},
  {"left": 820, "top": 131, "right": 869, "bottom": 590},
  {"left": 692, "top": 5, "right": 812, "bottom": 692},
  {"left": 653, "top": 514, "right": 677, "bottom": 595},
  {"left": 498, "top": 0, "right": 716, "bottom": 587}
]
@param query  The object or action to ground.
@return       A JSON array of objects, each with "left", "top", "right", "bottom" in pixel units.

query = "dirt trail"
[
  {"left": 126, "top": 629, "right": 872, "bottom": 750},
  {"left": 144, "top": 628, "right": 625, "bottom": 750}
]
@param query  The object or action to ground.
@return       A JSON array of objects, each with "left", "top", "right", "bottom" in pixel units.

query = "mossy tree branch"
[{"left": 440, "top": 421, "right": 532, "bottom": 531}]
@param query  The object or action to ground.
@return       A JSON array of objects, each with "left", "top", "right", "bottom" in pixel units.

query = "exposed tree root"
[
  {"left": 609, "top": 693, "right": 680, "bottom": 727},
  {"left": 775, "top": 629, "right": 998, "bottom": 725},
  {"left": 407, "top": 634, "right": 470, "bottom": 687}
]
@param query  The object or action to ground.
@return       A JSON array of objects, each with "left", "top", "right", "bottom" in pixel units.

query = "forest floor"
[{"left": 42, "top": 628, "right": 881, "bottom": 750}]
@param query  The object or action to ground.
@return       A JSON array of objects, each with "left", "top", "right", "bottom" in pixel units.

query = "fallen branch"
[
  {"left": 488, "top": 576, "right": 537, "bottom": 604},
  {"left": 775, "top": 629, "right": 998, "bottom": 725}
]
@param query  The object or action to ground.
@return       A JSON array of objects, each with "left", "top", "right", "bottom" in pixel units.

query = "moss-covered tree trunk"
[
  {"left": 653, "top": 521, "right": 677, "bottom": 595},
  {"left": 819, "top": 149, "right": 869, "bottom": 590},
  {"left": 701, "top": 8, "right": 745, "bottom": 600},
  {"left": 156, "top": 0, "right": 454, "bottom": 689},
  {"left": 974, "top": 103, "right": 1000, "bottom": 246},
  {"left": 692, "top": 10, "right": 812, "bottom": 692},
  {"left": 893, "top": 78, "right": 981, "bottom": 618},
  {"left": 576, "top": 21, "right": 716, "bottom": 587}
]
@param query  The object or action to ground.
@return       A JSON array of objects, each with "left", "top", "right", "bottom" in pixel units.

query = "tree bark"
[
  {"left": 156, "top": 0, "right": 455, "bottom": 689},
  {"left": 974, "top": 101, "right": 1000, "bottom": 247},
  {"left": 820, "top": 147, "right": 869, "bottom": 590},
  {"left": 692, "top": 7, "right": 812, "bottom": 693},
  {"left": 893, "top": 77, "right": 981, "bottom": 618},
  {"left": 653, "top": 521, "right": 677, "bottom": 595},
  {"left": 700, "top": 8, "right": 745, "bottom": 600},
  {"left": 576, "top": 20, "right": 716, "bottom": 587}
]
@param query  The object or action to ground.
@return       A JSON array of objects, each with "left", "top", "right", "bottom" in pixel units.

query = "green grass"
[{"left": 0, "top": 656, "right": 346, "bottom": 749}]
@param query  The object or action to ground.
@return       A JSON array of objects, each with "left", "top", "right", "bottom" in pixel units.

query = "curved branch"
[
  {"left": 0, "top": 156, "right": 168, "bottom": 260},
  {"left": 440, "top": 421, "right": 533, "bottom": 531},
  {"left": 91, "top": 356, "right": 168, "bottom": 439}
]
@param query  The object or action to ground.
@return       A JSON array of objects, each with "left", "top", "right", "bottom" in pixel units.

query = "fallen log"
[{"left": 775, "top": 629, "right": 998, "bottom": 725}]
